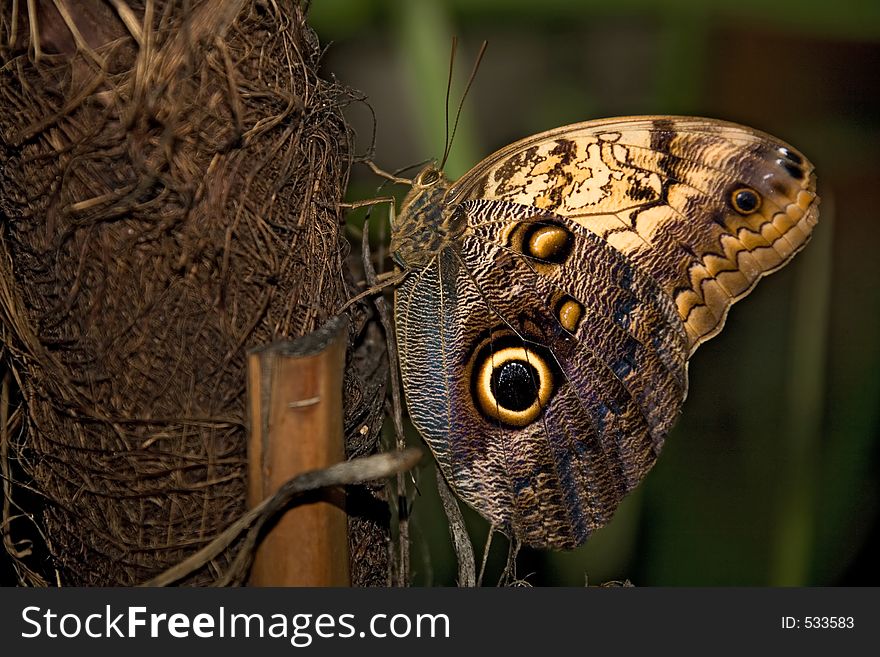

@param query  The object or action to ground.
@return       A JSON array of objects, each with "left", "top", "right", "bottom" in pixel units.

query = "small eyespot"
[
  {"left": 777, "top": 159, "right": 804, "bottom": 180},
  {"left": 778, "top": 146, "right": 803, "bottom": 165},
  {"left": 730, "top": 187, "right": 761, "bottom": 215},
  {"left": 554, "top": 295, "right": 584, "bottom": 333}
]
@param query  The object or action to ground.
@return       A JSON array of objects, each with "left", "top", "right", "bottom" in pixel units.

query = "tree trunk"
[{"left": 0, "top": 0, "right": 388, "bottom": 586}]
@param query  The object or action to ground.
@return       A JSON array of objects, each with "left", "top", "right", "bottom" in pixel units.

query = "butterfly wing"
[
  {"left": 396, "top": 199, "right": 689, "bottom": 548},
  {"left": 448, "top": 116, "right": 819, "bottom": 352},
  {"left": 394, "top": 116, "right": 819, "bottom": 549}
]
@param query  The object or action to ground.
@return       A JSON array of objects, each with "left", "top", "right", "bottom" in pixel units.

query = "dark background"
[
  {"left": 2, "top": 0, "right": 875, "bottom": 588},
  {"left": 314, "top": 0, "right": 880, "bottom": 586}
]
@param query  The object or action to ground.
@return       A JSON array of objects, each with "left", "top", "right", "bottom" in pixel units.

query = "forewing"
[{"left": 449, "top": 116, "right": 819, "bottom": 352}]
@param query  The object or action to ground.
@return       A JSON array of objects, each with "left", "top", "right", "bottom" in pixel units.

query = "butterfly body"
[
  {"left": 391, "top": 116, "right": 818, "bottom": 549},
  {"left": 391, "top": 173, "right": 458, "bottom": 268}
]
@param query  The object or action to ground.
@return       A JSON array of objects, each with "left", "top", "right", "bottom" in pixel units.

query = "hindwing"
[{"left": 396, "top": 200, "right": 689, "bottom": 548}]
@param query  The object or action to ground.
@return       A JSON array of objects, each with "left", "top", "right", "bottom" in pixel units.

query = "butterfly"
[{"left": 387, "top": 116, "right": 818, "bottom": 550}]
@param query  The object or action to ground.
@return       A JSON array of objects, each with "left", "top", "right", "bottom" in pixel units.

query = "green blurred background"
[{"left": 313, "top": 0, "right": 880, "bottom": 586}]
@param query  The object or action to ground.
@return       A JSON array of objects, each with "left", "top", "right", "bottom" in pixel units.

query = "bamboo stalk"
[{"left": 247, "top": 316, "right": 350, "bottom": 586}]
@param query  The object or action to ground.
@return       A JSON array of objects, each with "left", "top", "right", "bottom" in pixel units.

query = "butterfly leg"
[
  {"left": 351, "top": 206, "right": 414, "bottom": 585},
  {"left": 340, "top": 195, "right": 412, "bottom": 582},
  {"left": 499, "top": 538, "right": 522, "bottom": 586},
  {"left": 477, "top": 526, "right": 495, "bottom": 587},
  {"left": 363, "top": 160, "right": 413, "bottom": 186},
  {"left": 337, "top": 270, "right": 407, "bottom": 313},
  {"left": 339, "top": 195, "right": 400, "bottom": 307},
  {"left": 339, "top": 196, "right": 397, "bottom": 210},
  {"left": 436, "top": 466, "right": 477, "bottom": 587},
  {"left": 339, "top": 193, "right": 398, "bottom": 231}
]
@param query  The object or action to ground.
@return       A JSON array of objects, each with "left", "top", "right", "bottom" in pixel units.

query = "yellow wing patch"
[{"left": 452, "top": 117, "right": 819, "bottom": 353}]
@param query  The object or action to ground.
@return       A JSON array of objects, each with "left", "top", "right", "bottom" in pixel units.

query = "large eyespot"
[
  {"left": 730, "top": 187, "right": 762, "bottom": 215},
  {"left": 472, "top": 342, "right": 557, "bottom": 428}
]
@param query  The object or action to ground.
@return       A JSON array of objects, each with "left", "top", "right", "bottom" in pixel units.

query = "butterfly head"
[
  {"left": 413, "top": 163, "right": 445, "bottom": 189},
  {"left": 396, "top": 163, "right": 449, "bottom": 222},
  {"left": 391, "top": 164, "right": 464, "bottom": 270}
]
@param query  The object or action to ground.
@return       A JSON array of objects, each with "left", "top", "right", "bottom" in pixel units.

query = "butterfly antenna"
[
  {"left": 441, "top": 40, "right": 488, "bottom": 170},
  {"left": 394, "top": 158, "right": 433, "bottom": 178},
  {"left": 441, "top": 36, "right": 458, "bottom": 170}
]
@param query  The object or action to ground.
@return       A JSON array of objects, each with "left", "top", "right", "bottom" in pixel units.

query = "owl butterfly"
[{"left": 388, "top": 116, "right": 818, "bottom": 550}]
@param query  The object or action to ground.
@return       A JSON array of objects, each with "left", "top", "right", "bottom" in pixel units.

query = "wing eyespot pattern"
[
  {"left": 469, "top": 332, "right": 559, "bottom": 428},
  {"left": 778, "top": 159, "right": 804, "bottom": 180},
  {"left": 556, "top": 295, "right": 585, "bottom": 334},
  {"left": 777, "top": 146, "right": 803, "bottom": 165},
  {"left": 507, "top": 220, "right": 574, "bottom": 264},
  {"left": 546, "top": 290, "right": 585, "bottom": 335},
  {"left": 729, "top": 186, "right": 762, "bottom": 215}
]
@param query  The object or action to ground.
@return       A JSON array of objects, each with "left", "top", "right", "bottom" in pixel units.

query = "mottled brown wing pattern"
[
  {"left": 450, "top": 117, "right": 819, "bottom": 353},
  {"left": 391, "top": 116, "right": 819, "bottom": 550},
  {"left": 395, "top": 199, "right": 690, "bottom": 548},
  {"left": 462, "top": 200, "right": 689, "bottom": 449}
]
